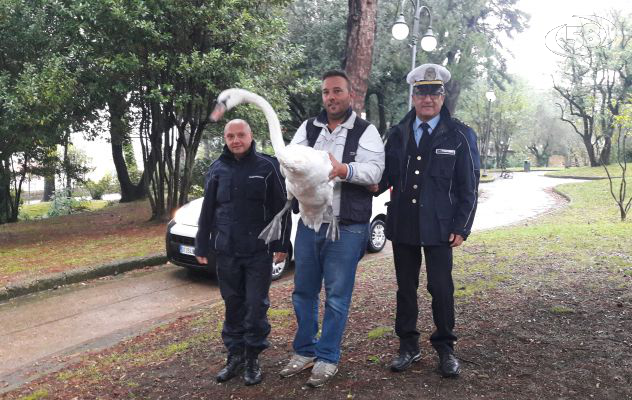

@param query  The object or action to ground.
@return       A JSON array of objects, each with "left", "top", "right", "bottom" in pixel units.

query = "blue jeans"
[{"left": 291, "top": 220, "right": 369, "bottom": 364}]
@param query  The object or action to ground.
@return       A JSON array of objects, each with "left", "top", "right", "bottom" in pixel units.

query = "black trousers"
[
  {"left": 216, "top": 251, "right": 273, "bottom": 357},
  {"left": 392, "top": 242, "right": 456, "bottom": 355}
]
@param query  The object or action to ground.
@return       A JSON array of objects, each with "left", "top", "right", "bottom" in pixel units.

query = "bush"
[
  {"left": 84, "top": 173, "right": 116, "bottom": 200},
  {"left": 188, "top": 184, "right": 204, "bottom": 199},
  {"left": 47, "top": 193, "right": 81, "bottom": 217}
]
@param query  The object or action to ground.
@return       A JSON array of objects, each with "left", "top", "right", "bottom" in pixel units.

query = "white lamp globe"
[
  {"left": 420, "top": 33, "right": 437, "bottom": 52},
  {"left": 392, "top": 16, "right": 409, "bottom": 40}
]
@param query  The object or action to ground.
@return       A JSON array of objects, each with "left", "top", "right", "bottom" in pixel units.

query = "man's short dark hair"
[{"left": 322, "top": 70, "right": 352, "bottom": 91}]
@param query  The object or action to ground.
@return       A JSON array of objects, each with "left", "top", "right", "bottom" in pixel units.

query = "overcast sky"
[{"left": 506, "top": 0, "right": 630, "bottom": 89}]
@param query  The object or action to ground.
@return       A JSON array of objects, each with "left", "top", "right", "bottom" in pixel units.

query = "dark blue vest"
[{"left": 305, "top": 115, "right": 373, "bottom": 224}]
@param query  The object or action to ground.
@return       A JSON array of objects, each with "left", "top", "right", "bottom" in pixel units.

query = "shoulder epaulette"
[{"left": 451, "top": 117, "right": 469, "bottom": 129}]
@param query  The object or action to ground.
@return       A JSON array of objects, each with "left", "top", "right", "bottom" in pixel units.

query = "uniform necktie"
[{"left": 416, "top": 122, "right": 431, "bottom": 146}]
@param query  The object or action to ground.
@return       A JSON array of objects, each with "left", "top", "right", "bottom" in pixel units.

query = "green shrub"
[
  {"left": 47, "top": 193, "right": 81, "bottom": 217},
  {"left": 84, "top": 173, "right": 116, "bottom": 200}
]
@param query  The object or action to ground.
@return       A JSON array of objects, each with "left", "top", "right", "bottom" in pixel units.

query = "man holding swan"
[{"left": 279, "top": 70, "right": 385, "bottom": 388}]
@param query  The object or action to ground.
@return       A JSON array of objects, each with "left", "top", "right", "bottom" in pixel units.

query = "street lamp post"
[
  {"left": 482, "top": 90, "right": 496, "bottom": 176},
  {"left": 391, "top": 0, "right": 437, "bottom": 109}
]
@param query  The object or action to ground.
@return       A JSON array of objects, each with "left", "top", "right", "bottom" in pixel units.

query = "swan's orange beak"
[{"left": 210, "top": 103, "right": 226, "bottom": 122}]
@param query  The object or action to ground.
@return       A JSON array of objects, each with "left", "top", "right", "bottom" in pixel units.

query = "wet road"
[
  {"left": 0, "top": 266, "right": 222, "bottom": 390},
  {"left": 472, "top": 171, "right": 583, "bottom": 231},
  {"left": 0, "top": 171, "right": 585, "bottom": 391}
]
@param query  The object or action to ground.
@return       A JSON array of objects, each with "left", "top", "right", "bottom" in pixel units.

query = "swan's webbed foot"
[
  {"left": 325, "top": 206, "right": 339, "bottom": 241},
  {"left": 258, "top": 199, "right": 293, "bottom": 244}
]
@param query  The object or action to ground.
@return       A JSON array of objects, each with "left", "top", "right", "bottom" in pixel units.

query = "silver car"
[{"left": 166, "top": 191, "right": 390, "bottom": 280}]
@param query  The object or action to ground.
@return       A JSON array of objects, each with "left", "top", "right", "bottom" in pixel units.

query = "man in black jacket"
[
  {"left": 194, "top": 119, "right": 291, "bottom": 385},
  {"left": 377, "top": 64, "right": 480, "bottom": 378}
]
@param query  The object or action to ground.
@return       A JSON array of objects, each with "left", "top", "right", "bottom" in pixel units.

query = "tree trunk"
[
  {"left": 43, "top": 174, "right": 55, "bottom": 201},
  {"left": 0, "top": 159, "right": 10, "bottom": 224},
  {"left": 62, "top": 136, "right": 71, "bottom": 194},
  {"left": 444, "top": 79, "right": 461, "bottom": 115},
  {"left": 343, "top": 0, "right": 378, "bottom": 115},
  {"left": 599, "top": 136, "right": 612, "bottom": 165},
  {"left": 583, "top": 135, "right": 598, "bottom": 167},
  {"left": 109, "top": 96, "right": 146, "bottom": 202},
  {"left": 376, "top": 90, "right": 386, "bottom": 137}
]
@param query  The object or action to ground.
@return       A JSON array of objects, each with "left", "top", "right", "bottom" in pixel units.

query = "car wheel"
[
  {"left": 367, "top": 219, "right": 386, "bottom": 253},
  {"left": 271, "top": 243, "right": 293, "bottom": 281}
]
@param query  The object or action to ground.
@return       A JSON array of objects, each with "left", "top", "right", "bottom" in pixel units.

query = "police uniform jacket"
[
  {"left": 378, "top": 106, "right": 478, "bottom": 246},
  {"left": 194, "top": 141, "right": 291, "bottom": 257}
]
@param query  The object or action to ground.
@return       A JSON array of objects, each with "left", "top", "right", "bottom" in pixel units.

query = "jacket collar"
[
  {"left": 313, "top": 107, "right": 356, "bottom": 130},
  {"left": 220, "top": 139, "right": 258, "bottom": 163},
  {"left": 394, "top": 105, "right": 454, "bottom": 147}
]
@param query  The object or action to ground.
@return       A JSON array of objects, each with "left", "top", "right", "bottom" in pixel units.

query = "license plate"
[{"left": 179, "top": 244, "right": 196, "bottom": 256}]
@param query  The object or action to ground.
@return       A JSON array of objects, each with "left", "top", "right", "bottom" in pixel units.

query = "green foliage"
[
  {"left": 285, "top": 0, "right": 529, "bottom": 136},
  {"left": 190, "top": 158, "right": 214, "bottom": 199},
  {"left": 20, "top": 199, "right": 108, "bottom": 220},
  {"left": 412, "top": 0, "right": 528, "bottom": 112},
  {"left": 267, "top": 308, "right": 292, "bottom": 318},
  {"left": 0, "top": 0, "right": 99, "bottom": 224},
  {"left": 546, "top": 165, "right": 629, "bottom": 179},
  {"left": 1, "top": 0, "right": 300, "bottom": 222},
  {"left": 550, "top": 305, "right": 575, "bottom": 314},
  {"left": 63, "top": 145, "right": 93, "bottom": 185},
  {"left": 284, "top": 0, "right": 348, "bottom": 129},
  {"left": 18, "top": 202, "right": 48, "bottom": 220},
  {"left": 553, "top": 11, "right": 632, "bottom": 167},
  {"left": 19, "top": 389, "right": 49, "bottom": 400},
  {"left": 123, "top": 142, "right": 142, "bottom": 184},
  {"left": 367, "top": 326, "right": 393, "bottom": 340},
  {"left": 46, "top": 192, "right": 82, "bottom": 217},
  {"left": 79, "top": 0, "right": 302, "bottom": 216},
  {"left": 367, "top": 355, "right": 381, "bottom": 364},
  {"left": 84, "top": 173, "right": 117, "bottom": 200}
]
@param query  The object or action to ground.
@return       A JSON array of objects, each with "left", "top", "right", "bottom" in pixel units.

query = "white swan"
[{"left": 210, "top": 88, "right": 339, "bottom": 242}]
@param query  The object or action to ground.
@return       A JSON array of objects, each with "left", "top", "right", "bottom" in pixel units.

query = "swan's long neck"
[{"left": 237, "top": 90, "right": 285, "bottom": 155}]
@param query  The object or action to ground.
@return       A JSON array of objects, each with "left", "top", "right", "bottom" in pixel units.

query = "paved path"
[
  {"left": 0, "top": 266, "right": 222, "bottom": 390},
  {"left": 0, "top": 171, "right": 586, "bottom": 392},
  {"left": 473, "top": 171, "right": 584, "bottom": 231}
]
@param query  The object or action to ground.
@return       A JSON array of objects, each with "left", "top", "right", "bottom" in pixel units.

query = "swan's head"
[{"left": 211, "top": 88, "right": 261, "bottom": 122}]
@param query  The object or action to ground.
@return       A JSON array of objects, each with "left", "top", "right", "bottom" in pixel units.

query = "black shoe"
[
  {"left": 216, "top": 354, "right": 245, "bottom": 383},
  {"left": 244, "top": 357, "right": 263, "bottom": 386},
  {"left": 438, "top": 353, "right": 460, "bottom": 377},
  {"left": 390, "top": 350, "right": 422, "bottom": 372}
]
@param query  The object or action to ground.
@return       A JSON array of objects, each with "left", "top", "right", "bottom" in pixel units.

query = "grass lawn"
[
  {"left": 457, "top": 178, "right": 631, "bottom": 296},
  {"left": 18, "top": 200, "right": 110, "bottom": 220},
  {"left": 545, "top": 163, "right": 630, "bottom": 178},
  {"left": 5, "top": 179, "right": 631, "bottom": 399},
  {"left": 479, "top": 174, "right": 496, "bottom": 183},
  {"left": 491, "top": 166, "right": 563, "bottom": 173},
  {"left": 0, "top": 200, "right": 166, "bottom": 287}
]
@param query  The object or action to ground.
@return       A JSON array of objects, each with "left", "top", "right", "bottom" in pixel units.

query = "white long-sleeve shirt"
[{"left": 291, "top": 111, "right": 385, "bottom": 219}]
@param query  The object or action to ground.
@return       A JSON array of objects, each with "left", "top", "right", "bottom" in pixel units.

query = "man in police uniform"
[
  {"left": 377, "top": 64, "right": 480, "bottom": 377},
  {"left": 195, "top": 119, "right": 291, "bottom": 386}
]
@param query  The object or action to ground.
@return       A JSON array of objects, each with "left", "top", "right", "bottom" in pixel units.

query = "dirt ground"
[{"left": 3, "top": 240, "right": 631, "bottom": 400}]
